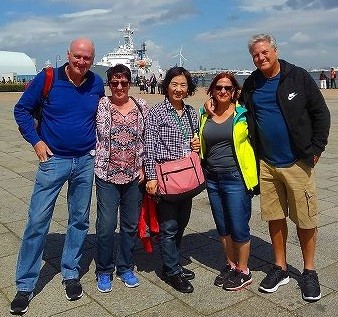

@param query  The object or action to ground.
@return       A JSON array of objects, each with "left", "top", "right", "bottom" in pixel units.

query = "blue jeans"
[
  {"left": 157, "top": 198, "right": 192, "bottom": 276},
  {"left": 95, "top": 176, "right": 143, "bottom": 275},
  {"left": 206, "top": 170, "right": 252, "bottom": 243},
  {"left": 16, "top": 153, "right": 95, "bottom": 292}
]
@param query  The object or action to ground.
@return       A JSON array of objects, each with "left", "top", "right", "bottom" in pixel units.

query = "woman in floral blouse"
[{"left": 94, "top": 64, "right": 148, "bottom": 292}]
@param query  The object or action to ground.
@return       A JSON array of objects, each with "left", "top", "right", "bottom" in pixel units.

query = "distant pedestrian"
[
  {"left": 149, "top": 73, "right": 157, "bottom": 94},
  {"left": 157, "top": 73, "right": 163, "bottom": 94},
  {"left": 144, "top": 77, "right": 149, "bottom": 93},
  {"left": 192, "top": 75, "right": 198, "bottom": 86},
  {"left": 139, "top": 76, "right": 145, "bottom": 93},
  {"left": 319, "top": 70, "right": 327, "bottom": 89},
  {"left": 330, "top": 67, "right": 336, "bottom": 88}
]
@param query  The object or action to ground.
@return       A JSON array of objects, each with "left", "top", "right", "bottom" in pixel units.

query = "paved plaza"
[{"left": 0, "top": 89, "right": 337, "bottom": 316}]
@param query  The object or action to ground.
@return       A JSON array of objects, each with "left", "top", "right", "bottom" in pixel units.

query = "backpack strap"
[
  {"left": 34, "top": 67, "right": 54, "bottom": 130},
  {"left": 42, "top": 67, "right": 54, "bottom": 99},
  {"left": 18, "top": 67, "right": 54, "bottom": 136}
]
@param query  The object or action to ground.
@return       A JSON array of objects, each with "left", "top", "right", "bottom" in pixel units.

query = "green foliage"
[{"left": 0, "top": 83, "right": 25, "bottom": 92}]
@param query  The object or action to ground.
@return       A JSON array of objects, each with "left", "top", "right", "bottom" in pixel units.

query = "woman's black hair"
[
  {"left": 162, "top": 66, "right": 196, "bottom": 97},
  {"left": 106, "top": 64, "right": 131, "bottom": 82}
]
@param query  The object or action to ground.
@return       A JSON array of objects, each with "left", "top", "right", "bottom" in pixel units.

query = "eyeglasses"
[
  {"left": 109, "top": 80, "right": 129, "bottom": 88},
  {"left": 214, "top": 85, "right": 233, "bottom": 92}
]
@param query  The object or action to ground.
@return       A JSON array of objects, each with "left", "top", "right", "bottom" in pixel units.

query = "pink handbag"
[{"left": 155, "top": 151, "right": 205, "bottom": 202}]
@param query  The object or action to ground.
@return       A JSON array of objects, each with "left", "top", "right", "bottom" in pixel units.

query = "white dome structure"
[{"left": 0, "top": 51, "right": 37, "bottom": 82}]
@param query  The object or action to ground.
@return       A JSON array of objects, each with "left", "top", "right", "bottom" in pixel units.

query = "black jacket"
[{"left": 239, "top": 59, "right": 330, "bottom": 167}]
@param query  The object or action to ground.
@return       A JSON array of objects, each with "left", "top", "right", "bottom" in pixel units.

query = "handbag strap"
[
  {"left": 130, "top": 95, "right": 145, "bottom": 137},
  {"left": 185, "top": 107, "right": 196, "bottom": 135}
]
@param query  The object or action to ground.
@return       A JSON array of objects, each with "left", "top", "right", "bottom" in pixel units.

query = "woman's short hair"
[
  {"left": 248, "top": 34, "right": 277, "bottom": 54},
  {"left": 106, "top": 64, "right": 131, "bottom": 82},
  {"left": 207, "top": 72, "right": 241, "bottom": 102},
  {"left": 162, "top": 66, "right": 196, "bottom": 97}
]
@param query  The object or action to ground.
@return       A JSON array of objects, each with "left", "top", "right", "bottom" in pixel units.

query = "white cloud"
[
  {"left": 0, "top": 0, "right": 337, "bottom": 70},
  {"left": 194, "top": 5, "right": 338, "bottom": 69},
  {"left": 237, "top": 0, "right": 286, "bottom": 12},
  {"left": 144, "top": 40, "right": 162, "bottom": 58},
  {"left": 290, "top": 32, "right": 312, "bottom": 44},
  {"left": 293, "top": 48, "right": 326, "bottom": 57},
  {"left": 60, "top": 9, "right": 111, "bottom": 19}
]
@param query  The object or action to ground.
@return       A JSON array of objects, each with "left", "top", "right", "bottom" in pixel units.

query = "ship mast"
[{"left": 119, "top": 23, "right": 134, "bottom": 51}]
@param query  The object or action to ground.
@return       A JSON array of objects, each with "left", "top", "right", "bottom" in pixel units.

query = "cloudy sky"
[{"left": 1, "top": 0, "right": 337, "bottom": 71}]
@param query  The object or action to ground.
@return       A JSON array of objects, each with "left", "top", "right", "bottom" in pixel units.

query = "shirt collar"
[
  {"left": 163, "top": 97, "right": 187, "bottom": 113},
  {"left": 58, "top": 63, "right": 90, "bottom": 86}
]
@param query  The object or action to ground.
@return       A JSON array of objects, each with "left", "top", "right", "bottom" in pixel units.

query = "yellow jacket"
[{"left": 199, "top": 102, "right": 258, "bottom": 191}]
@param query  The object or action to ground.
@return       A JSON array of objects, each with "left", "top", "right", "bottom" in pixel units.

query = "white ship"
[
  {"left": 234, "top": 69, "right": 253, "bottom": 76},
  {"left": 93, "top": 23, "right": 163, "bottom": 81}
]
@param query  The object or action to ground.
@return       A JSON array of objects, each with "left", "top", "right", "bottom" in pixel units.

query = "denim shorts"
[{"left": 206, "top": 170, "right": 252, "bottom": 242}]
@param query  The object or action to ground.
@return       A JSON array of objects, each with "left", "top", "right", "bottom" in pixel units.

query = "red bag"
[
  {"left": 155, "top": 151, "right": 205, "bottom": 202},
  {"left": 138, "top": 195, "right": 159, "bottom": 253}
]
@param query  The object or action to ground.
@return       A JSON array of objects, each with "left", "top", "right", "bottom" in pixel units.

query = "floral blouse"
[{"left": 95, "top": 96, "right": 148, "bottom": 184}]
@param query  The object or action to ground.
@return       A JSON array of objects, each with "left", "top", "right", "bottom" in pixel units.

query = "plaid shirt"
[{"left": 144, "top": 98, "right": 199, "bottom": 180}]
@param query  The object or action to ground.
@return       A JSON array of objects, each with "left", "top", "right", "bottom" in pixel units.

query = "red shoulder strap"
[{"left": 42, "top": 67, "right": 54, "bottom": 99}]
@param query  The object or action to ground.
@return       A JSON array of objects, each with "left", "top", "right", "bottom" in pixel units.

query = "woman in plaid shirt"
[{"left": 144, "top": 67, "right": 200, "bottom": 294}]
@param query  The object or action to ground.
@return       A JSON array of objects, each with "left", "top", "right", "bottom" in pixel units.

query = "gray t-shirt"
[{"left": 202, "top": 116, "right": 237, "bottom": 173}]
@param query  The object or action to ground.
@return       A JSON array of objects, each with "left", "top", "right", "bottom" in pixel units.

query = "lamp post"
[{"left": 55, "top": 55, "right": 61, "bottom": 68}]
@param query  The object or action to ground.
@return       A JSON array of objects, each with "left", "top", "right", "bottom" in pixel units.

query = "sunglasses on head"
[
  {"left": 214, "top": 85, "right": 233, "bottom": 91},
  {"left": 109, "top": 80, "right": 129, "bottom": 88}
]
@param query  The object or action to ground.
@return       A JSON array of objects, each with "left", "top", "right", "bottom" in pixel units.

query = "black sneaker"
[
  {"left": 223, "top": 269, "right": 252, "bottom": 291},
  {"left": 63, "top": 279, "right": 83, "bottom": 301},
  {"left": 214, "top": 265, "right": 233, "bottom": 287},
  {"left": 10, "top": 291, "right": 33, "bottom": 315},
  {"left": 301, "top": 269, "right": 321, "bottom": 302},
  {"left": 259, "top": 265, "right": 290, "bottom": 293}
]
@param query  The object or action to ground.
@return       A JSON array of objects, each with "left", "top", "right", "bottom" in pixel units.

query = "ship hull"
[{"left": 91, "top": 65, "right": 110, "bottom": 83}]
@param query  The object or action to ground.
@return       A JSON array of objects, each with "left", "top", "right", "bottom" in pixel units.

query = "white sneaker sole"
[
  {"left": 302, "top": 292, "right": 322, "bottom": 302},
  {"left": 97, "top": 285, "right": 112, "bottom": 293},
  {"left": 9, "top": 292, "right": 33, "bottom": 314},
  {"left": 117, "top": 276, "right": 139, "bottom": 288},
  {"left": 259, "top": 276, "right": 290, "bottom": 293},
  {"left": 65, "top": 290, "right": 83, "bottom": 301},
  {"left": 224, "top": 278, "right": 253, "bottom": 291}
]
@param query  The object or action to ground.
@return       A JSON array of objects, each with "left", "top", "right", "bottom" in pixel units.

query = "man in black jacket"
[{"left": 241, "top": 34, "right": 330, "bottom": 302}]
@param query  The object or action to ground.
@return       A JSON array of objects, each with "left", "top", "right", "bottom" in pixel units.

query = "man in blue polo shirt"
[{"left": 11, "top": 38, "right": 104, "bottom": 315}]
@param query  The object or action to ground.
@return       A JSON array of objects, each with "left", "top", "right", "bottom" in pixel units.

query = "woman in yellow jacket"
[{"left": 199, "top": 72, "right": 258, "bottom": 291}]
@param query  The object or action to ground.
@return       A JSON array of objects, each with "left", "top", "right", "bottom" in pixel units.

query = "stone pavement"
[{"left": 0, "top": 90, "right": 337, "bottom": 316}]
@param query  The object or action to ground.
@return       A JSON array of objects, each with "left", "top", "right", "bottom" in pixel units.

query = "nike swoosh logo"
[{"left": 288, "top": 92, "right": 298, "bottom": 100}]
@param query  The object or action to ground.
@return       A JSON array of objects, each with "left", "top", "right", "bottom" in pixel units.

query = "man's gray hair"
[{"left": 248, "top": 34, "right": 277, "bottom": 54}]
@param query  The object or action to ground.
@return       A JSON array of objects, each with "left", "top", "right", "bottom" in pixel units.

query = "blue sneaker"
[
  {"left": 117, "top": 270, "right": 139, "bottom": 288},
  {"left": 97, "top": 273, "right": 112, "bottom": 293}
]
